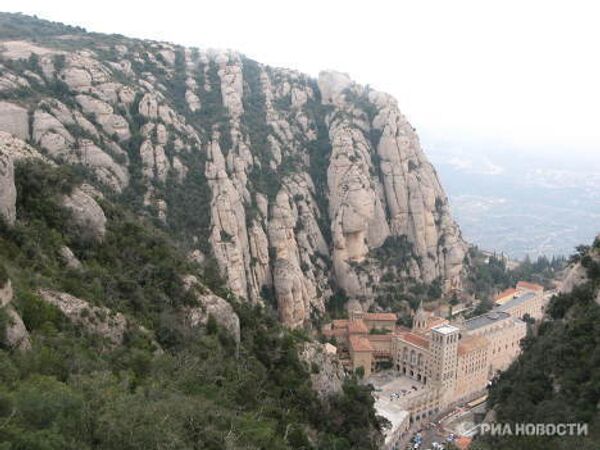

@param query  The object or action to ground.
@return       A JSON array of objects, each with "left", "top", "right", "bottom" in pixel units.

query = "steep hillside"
[
  {"left": 0, "top": 136, "right": 386, "bottom": 449},
  {"left": 0, "top": 12, "right": 466, "bottom": 327},
  {"left": 474, "top": 238, "right": 600, "bottom": 450}
]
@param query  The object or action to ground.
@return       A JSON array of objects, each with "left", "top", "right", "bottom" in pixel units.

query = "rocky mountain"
[{"left": 0, "top": 12, "right": 466, "bottom": 328}]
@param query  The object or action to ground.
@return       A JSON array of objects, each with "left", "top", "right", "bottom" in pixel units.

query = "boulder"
[
  {"left": 181, "top": 275, "right": 240, "bottom": 346},
  {"left": 0, "top": 280, "right": 31, "bottom": 351},
  {"left": 0, "top": 101, "right": 29, "bottom": 141},
  {"left": 0, "top": 149, "right": 16, "bottom": 225},
  {"left": 62, "top": 188, "right": 107, "bottom": 242},
  {"left": 59, "top": 246, "right": 83, "bottom": 270},
  {"left": 38, "top": 289, "right": 128, "bottom": 346},
  {"left": 299, "top": 342, "right": 345, "bottom": 398},
  {"left": 4, "top": 306, "right": 31, "bottom": 351}
]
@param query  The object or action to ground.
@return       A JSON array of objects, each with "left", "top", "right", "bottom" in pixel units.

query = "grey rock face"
[
  {"left": 0, "top": 279, "right": 13, "bottom": 308},
  {"left": 560, "top": 240, "right": 600, "bottom": 294},
  {"left": 4, "top": 306, "right": 31, "bottom": 351},
  {"left": 62, "top": 188, "right": 107, "bottom": 242},
  {"left": 181, "top": 275, "right": 241, "bottom": 345},
  {"left": 0, "top": 146, "right": 16, "bottom": 225},
  {"left": 1, "top": 280, "right": 32, "bottom": 351},
  {"left": 0, "top": 37, "right": 468, "bottom": 329},
  {"left": 0, "top": 132, "right": 47, "bottom": 226},
  {"left": 299, "top": 342, "right": 345, "bottom": 398},
  {"left": 38, "top": 289, "right": 128, "bottom": 346},
  {"left": 0, "top": 101, "right": 29, "bottom": 141},
  {"left": 59, "top": 246, "right": 83, "bottom": 270}
]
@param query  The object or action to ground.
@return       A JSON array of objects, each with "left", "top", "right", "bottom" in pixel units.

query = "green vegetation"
[
  {"left": 193, "top": 59, "right": 232, "bottom": 151},
  {"left": 0, "top": 263, "right": 8, "bottom": 287},
  {"left": 305, "top": 81, "right": 333, "bottom": 245},
  {"left": 0, "top": 12, "right": 86, "bottom": 39},
  {"left": 466, "top": 247, "right": 566, "bottom": 302},
  {"left": 372, "top": 235, "right": 417, "bottom": 269},
  {"left": 473, "top": 245, "right": 600, "bottom": 450},
  {"left": 0, "top": 160, "right": 384, "bottom": 449},
  {"left": 241, "top": 57, "right": 282, "bottom": 201}
]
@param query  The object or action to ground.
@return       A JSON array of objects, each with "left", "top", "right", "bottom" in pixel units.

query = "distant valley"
[{"left": 425, "top": 135, "right": 600, "bottom": 259}]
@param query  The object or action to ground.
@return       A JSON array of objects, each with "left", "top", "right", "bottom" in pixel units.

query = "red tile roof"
[
  {"left": 366, "top": 334, "right": 393, "bottom": 342},
  {"left": 495, "top": 288, "right": 518, "bottom": 302},
  {"left": 517, "top": 281, "right": 544, "bottom": 292},
  {"left": 348, "top": 320, "right": 368, "bottom": 335},
  {"left": 323, "top": 328, "right": 347, "bottom": 338},
  {"left": 455, "top": 436, "right": 472, "bottom": 449},
  {"left": 332, "top": 319, "right": 349, "bottom": 329},
  {"left": 426, "top": 316, "right": 448, "bottom": 329},
  {"left": 364, "top": 312, "right": 397, "bottom": 322},
  {"left": 400, "top": 332, "right": 430, "bottom": 349},
  {"left": 349, "top": 335, "right": 374, "bottom": 352}
]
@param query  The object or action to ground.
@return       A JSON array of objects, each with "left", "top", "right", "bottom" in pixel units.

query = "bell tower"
[
  {"left": 430, "top": 324, "right": 460, "bottom": 406},
  {"left": 412, "top": 300, "right": 429, "bottom": 333}
]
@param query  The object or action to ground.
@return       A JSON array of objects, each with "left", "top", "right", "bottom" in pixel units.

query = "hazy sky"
[{"left": 3, "top": 0, "right": 600, "bottom": 157}]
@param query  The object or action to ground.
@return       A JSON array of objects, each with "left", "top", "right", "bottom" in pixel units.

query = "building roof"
[
  {"left": 517, "top": 281, "right": 544, "bottom": 292},
  {"left": 455, "top": 436, "right": 472, "bottom": 450},
  {"left": 496, "top": 291, "right": 537, "bottom": 313},
  {"left": 399, "top": 332, "right": 430, "bottom": 349},
  {"left": 364, "top": 312, "right": 397, "bottom": 322},
  {"left": 458, "top": 335, "right": 488, "bottom": 356},
  {"left": 367, "top": 334, "right": 393, "bottom": 342},
  {"left": 426, "top": 316, "right": 448, "bottom": 329},
  {"left": 332, "top": 319, "right": 349, "bottom": 329},
  {"left": 495, "top": 288, "right": 518, "bottom": 304},
  {"left": 465, "top": 311, "right": 511, "bottom": 330},
  {"left": 349, "top": 335, "right": 374, "bottom": 352},
  {"left": 348, "top": 320, "right": 368, "bottom": 335},
  {"left": 322, "top": 327, "right": 348, "bottom": 338},
  {"left": 432, "top": 324, "right": 460, "bottom": 335}
]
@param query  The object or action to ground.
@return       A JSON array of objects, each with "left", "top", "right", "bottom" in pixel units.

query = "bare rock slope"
[{"left": 0, "top": 29, "right": 467, "bottom": 327}]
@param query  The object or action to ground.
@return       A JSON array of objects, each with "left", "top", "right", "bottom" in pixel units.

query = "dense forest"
[
  {"left": 0, "top": 161, "right": 386, "bottom": 449},
  {"left": 472, "top": 239, "right": 600, "bottom": 450}
]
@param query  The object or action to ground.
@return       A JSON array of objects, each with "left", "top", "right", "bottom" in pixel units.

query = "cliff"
[{"left": 0, "top": 12, "right": 466, "bottom": 328}]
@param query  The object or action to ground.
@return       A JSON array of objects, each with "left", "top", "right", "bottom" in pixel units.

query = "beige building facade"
[{"left": 322, "top": 280, "right": 545, "bottom": 429}]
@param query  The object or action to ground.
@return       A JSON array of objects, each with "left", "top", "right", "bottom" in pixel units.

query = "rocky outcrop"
[
  {"left": 38, "top": 289, "right": 128, "bottom": 346},
  {"left": 0, "top": 145, "right": 16, "bottom": 225},
  {"left": 62, "top": 188, "right": 107, "bottom": 242},
  {"left": 1, "top": 280, "right": 32, "bottom": 351},
  {"left": 299, "top": 342, "right": 345, "bottom": 398},
  {"left": 181, "top": 275, "right": 241, "bottom": 346},
  {"left": 0, "top": 279, "right": 12, "bottom": 308},
  {"left": 0, "top": 101, "right": 29, "bottom": 141},
  {"left": 59, "top": 246, "right": 82, "bottom": 270},
  {"left": 0, "top": 131, "right": 48, "bottom": 226},
  {"left": 319, "top": 72, "right": 467, "bottom": 298},
  {"left": 560, "top": 240, "right": 600, "bottom": 294},
  {"left": 560, "top": 262, "right": 588, "bottom": 294},
  {"left": 0, "top": 32, "right": 468, "bottom": 329}
]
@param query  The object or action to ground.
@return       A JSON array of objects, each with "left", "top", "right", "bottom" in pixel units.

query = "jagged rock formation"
[
  {"left": 0, "top": 142, "right": 16, "bottom": 225},
  {"left": 62, "top": 188, "right": 107, "bottom": 242},
  {"left": 560, "top": 237, "right": 600, "bottom": 298},
  {"left": 38, "top": 289, "right": 129, "bottom": 346},
  {"left": 0, "top": 25, "right": 467, "bottom": 328},
  {"left": 0, "top": 131, "right": 46, "bottom": 225},
  {"left": 299, "top": 342, "right": 345, "bottom": 398},
  {"left": 181, "top": 274, "right": 241, "bottom": 345},
  {"left": 58, "top": 245, "right": 83, "bottom": 269},
  {"left": 0, "top": 279, "right": 31, "bottom": 351}
]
